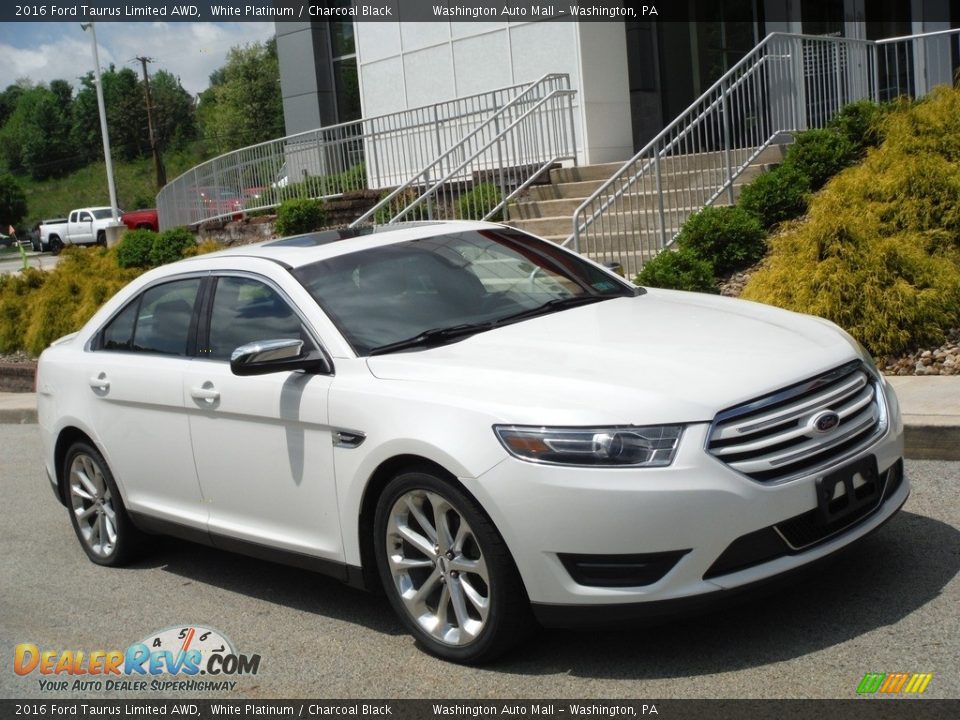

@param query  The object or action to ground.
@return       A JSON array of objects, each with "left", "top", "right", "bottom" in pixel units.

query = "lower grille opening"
[
  {"left": 703, "top": 460, "right": 903, "bottom": 579},
  {"left": 559, "top": 550, "right": 689, "bottom": 588},
  {"left": 883, "top": 459, "right": 904, "bottom": 500},
  {"left": 703, "top": 528, "right": 789, "bottom": 579}
]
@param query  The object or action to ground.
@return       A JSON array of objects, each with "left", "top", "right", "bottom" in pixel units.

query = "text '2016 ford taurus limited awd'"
[{"left": 37, "top": 221, "right": 907, "bottom": 663}]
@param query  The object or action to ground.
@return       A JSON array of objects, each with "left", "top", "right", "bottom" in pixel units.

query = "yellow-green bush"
[
  {"left": 0, "top": 237, "right": 224, "bottom": 356},
  {"left": 19, "top": 248, "right": 142, "bottom": 355},
  {"left": 742, "top": 87, "right": 960, "bottom": 357},
  {"left": 0, "top": 268, "right": 46, "bottom": 352}
]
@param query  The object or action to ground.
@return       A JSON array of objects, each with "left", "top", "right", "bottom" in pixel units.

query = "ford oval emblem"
[{"left": 810, "top": 410, "right": 841, "bottom": 434}]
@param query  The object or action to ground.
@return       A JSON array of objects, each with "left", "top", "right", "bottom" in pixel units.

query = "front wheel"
[
  {"left": 63, "top": 441, "right": 144, "bottom": 566},
  {"left": 374, "top": 469, "right": 532, "bottom": 663}
]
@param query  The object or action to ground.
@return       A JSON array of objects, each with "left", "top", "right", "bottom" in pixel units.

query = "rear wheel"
[
  {"left": 374, "top": 468, "right": 532, "bottom": 663},
  {"left": 64, "top": 441, "right": 144, "bottom": 566},
  {"left": 49, "top": 236, "right": 63, "bottom": 254},
  {"left": 96, "top": 230, "right": 106, "bottom": 246}
]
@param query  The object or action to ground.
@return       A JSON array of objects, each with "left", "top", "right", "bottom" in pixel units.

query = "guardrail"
[
  {"left": 351, "top": 74, "right": 577, "bottom": 226},
  {"left": 156, "top": 75, "right": 570, "bottom": 230},
  {"left": 567, "top": 29, "right": 960, "bottom": 278}
]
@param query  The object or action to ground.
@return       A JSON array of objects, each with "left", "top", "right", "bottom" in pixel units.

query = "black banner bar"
[
  {"left": 1, "top": 700, "right": 958, "bottom": 720},
  {"left": 2, "top": 1, "right": 949, "bottom": 23}
]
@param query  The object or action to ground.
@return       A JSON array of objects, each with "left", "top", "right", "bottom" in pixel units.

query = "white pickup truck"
[{"left": 40, "top": 207, "right": 121, "bottom": 254}]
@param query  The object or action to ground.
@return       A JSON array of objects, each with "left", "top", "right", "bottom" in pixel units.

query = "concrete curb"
[{"left": 903, "top": 425, "right": 960, "bottom": 462}]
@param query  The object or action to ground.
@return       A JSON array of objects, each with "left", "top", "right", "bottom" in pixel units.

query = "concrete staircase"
[{"left": 505, "top": 145, "right": 790, "bottom": 254}]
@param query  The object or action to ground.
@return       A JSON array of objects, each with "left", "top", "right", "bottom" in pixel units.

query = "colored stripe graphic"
[
  {"left": 903, "top": 674, "right": 933, "bottom": 694},
  {"left": 857, "top": 673, "right": 886, "bottom": 694},
  {"left": 880, "top": 672, "right": 910, "bottom": 693},
  {"left": 858, "top": 673, "right": 933, "bottom": 695}
]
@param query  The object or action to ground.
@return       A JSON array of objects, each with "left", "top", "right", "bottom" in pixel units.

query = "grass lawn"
[{"left": 15, "top": 149, "right": 205, "bottom": 229}]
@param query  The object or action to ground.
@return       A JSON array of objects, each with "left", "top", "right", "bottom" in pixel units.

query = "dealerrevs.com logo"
[
  {"left": 14, "top": 625, "right": 261, "bottom": 693},
  {"left": 857, "top": 672, "right": 934, "bottom": 696}
]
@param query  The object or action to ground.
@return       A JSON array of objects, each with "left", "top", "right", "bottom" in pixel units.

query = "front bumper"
[{"left": 464, "top": 382, "right": 906, "bottom": 620}]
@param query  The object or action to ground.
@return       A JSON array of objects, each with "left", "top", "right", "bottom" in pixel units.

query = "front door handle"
[
  {"left": 88, "top": 374, "right": 110, "bottom": 392},
  {"left": 190, "top": 385, "right": 220, "bottom": 403}
]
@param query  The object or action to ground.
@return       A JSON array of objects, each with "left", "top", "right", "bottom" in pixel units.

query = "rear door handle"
[
  {"left": 190, "top": 386, "right": 220, "bottom": 403},
  {"left": 88, "top": 374, "right": 109, "bottom": 392}
]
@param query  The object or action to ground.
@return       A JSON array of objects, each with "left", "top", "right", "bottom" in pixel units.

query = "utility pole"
[{"left": 135, "top": 55, "right": 167, "bottom": 189}]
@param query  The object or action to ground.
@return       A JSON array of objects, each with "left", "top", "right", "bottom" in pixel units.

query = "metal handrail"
[
  {"left": 567, "top": 28, "right": 960, "bottom": 277},
  {"left": 351, "top": 74, "right": 574, "bottom": 226},
  {"left": 156, "top": 75, "right": 568, "bottom": 230}
]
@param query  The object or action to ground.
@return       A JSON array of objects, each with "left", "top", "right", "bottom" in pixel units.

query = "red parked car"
[{"left": 121, "top": 209, "right": 159, "bottom": 232}]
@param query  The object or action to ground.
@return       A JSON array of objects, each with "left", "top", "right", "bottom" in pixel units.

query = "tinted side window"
[
  {"left": 100, "top": 278, "right": 201, "bottom": 356},
  {"left": 206, "top": 276, "right": 312, "bottom": 361},
  {"left": 101, "top": 300, "right": 139, "bottom": 351}
]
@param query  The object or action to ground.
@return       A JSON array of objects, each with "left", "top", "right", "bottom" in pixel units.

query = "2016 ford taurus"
[{"left": 37, "top": 221, "right": 907, "bottom": 663}]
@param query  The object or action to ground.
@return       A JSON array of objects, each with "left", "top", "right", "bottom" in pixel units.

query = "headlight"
[{"left": 494, "top": 425, "right": 683, "bottom": 467}]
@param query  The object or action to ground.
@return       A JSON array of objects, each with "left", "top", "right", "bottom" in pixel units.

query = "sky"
[{"left": 0, "top": 22, "right": 276, "bottom": 96}]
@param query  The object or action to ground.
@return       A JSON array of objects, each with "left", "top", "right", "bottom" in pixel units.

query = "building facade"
[{"left": 277, "top": 0, "right": 958, "bottom": 167}]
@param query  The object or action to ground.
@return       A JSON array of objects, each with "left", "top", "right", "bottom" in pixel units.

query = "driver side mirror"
[{"left": 230, "top": 339, "right": 330, "bottom": 376}]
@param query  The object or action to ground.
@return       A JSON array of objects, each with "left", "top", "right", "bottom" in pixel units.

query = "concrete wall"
[{"left": 353, "top": 20, "right": 634, "bottom": 166}]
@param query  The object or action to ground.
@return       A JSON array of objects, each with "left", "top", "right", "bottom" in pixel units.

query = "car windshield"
[{"left": 292, "top": 228, "right": 635, "bottom": 356}]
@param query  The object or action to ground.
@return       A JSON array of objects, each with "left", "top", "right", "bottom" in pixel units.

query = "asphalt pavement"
[{"left": 1, "top": 425, "right": 957, "bottom": 700}]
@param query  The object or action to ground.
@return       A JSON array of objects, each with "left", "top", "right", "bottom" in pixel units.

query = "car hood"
[{"left": 365, "top": 289, "right": 861, "bottom": 425}]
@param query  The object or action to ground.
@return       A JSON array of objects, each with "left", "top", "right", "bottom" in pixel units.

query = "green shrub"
[
  {"left": 635, "top": 247, "right": 717, "bottom": 293},
  {"left": 828, "top": 100, "right": 884, "bottom": 156},
  {"left": 21, "top": 248, "right": 141, "bottom": 355},
  {"left": 150, "top": 227, "right": 196, "bottom": 266},
  {"left": 330, "top": 162, "right": 366, "bottom": 193},
  {"left": 184, "top": 239, "right": 222, "bottom": 257},
  {"left": 373, "top": 188, "right": 436, "bottom": 224},
  {"left": 247, "top": 163, "right": 367, "bottom": 213},
  {"left": 274, "top": 198, "right": 326, "bottom": 236},
  {"left": 457, "top": 183, "right": 503, "bottom": 221},
  {"left": 785, "top": 128, "right": 856, "bottom": 190},
  {"left": 676, "top": 205, "right": 767, "bottom": 276},
  {"left": 738, "top": 163, "right": 810, "bottom": 229},
  {"left": 743, "top": 88, "right": 960, "bottom": 356},
  {"left": 116, "top": 229, "right": 156, "bottom": 268},
  {"left": 0, "top": 268, "right": 46, "bottom": 352}
]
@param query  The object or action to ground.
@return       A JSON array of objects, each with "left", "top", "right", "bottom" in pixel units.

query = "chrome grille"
[{"left": 707, "top": 361, "right": 884, "bottom": 483}]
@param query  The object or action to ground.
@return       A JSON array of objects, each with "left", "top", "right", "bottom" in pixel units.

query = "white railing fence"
[{"left": 156, "top": 75, "right": 573, "bottom": 230}]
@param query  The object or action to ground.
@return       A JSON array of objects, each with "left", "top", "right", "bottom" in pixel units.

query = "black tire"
[
  {"left": 373, "top": 468, "right": 533, "bottom": 663},
  {"left": 96, "top": 230, "right": 106, "bottom": 246},
  {"left": 49, "top": 236, "right": 63, "bottom": 255},
  {"left": 62, "top": 441, "right": 145, "bottom": 567}
]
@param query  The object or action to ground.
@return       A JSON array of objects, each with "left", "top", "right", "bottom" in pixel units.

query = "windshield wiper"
[
  {"left": 494, "top": 294, "right": 614, "bottom": 325},
  {"left": 367, "top": 322, "right": 496, "bottom": 356}
]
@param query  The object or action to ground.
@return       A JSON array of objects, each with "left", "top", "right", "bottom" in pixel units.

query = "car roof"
[{"left": 179, "top": 220, "right": 510, "bottom": 270}]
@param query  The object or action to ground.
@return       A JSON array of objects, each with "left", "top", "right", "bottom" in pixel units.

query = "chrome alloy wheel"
[
  {"left": 69, "top": 453, "right": 117, "bottom": 558},
  {"left": 385, "top": 489, "right": 491, "bottom": 646}
]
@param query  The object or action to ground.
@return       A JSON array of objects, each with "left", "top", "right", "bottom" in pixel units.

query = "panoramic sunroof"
[{"left": 265, "top": 228, "right": 378, "bottom": 247}]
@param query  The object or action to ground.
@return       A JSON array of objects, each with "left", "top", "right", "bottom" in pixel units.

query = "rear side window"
[{"left": 99, "top": 279, "right": 202, "bottom": 356}]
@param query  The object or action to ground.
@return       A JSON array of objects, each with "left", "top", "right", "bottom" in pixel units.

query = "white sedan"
[{"left": 37, "top": 221, "right": 907, "bottom": 663}]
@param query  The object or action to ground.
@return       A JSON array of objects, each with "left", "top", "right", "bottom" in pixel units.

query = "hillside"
[{"left": 16, "top": 149, "right": 204, "bottom": 228}]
